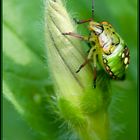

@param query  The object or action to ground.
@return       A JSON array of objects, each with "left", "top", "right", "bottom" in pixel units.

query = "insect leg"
[
  {"left": 76, "top": 59, "right": 90, "bottom": 73},
  {"left": 86, "top": 43, "right": 92, "bottom": 53},
  {"left": 87, "top": 46, "right": 97, "bottom": 88},
  {"left": 93, "top": 53, "right": 97, "bottom": 88},
  {"left": 62, "top": 32, "right": 88, "bottom": 41},
  {"left": 73, "top": 18, "right": 93, "bottom": 24},
  {"left": 76, "top": 47, "right": 95, "bottom": 73},
  {"left": 73, "top": 0, "right": 94, "bottom": 24}
]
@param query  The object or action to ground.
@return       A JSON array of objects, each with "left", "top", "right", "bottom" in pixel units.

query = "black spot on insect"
[
  {"left": 93, "top": 48, "right": 96, "bottom": 52},
  {"left": 104, "top": 52, "right": 111, "bottom": 55},
  {"left": 112, "top": 32, "right": 115, "bottom": 34},
  {"left": 115, "top": 42, "right": 120, "bottom": 46},
  {"left": 107, "top": 28, "right": 109, "bottom": 30}
]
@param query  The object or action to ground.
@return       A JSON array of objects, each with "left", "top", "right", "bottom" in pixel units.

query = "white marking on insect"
[
  {"left": 122, "top": 53, "right": 125, "bottom": 58},
  {"left": 106, "top": 66, "right": 110, "bottom": 71},
  {"left": 124, "top": 57, "right": 128, "bottom": 64},
  {"left": 109, "top": 71, "right": 113, "bottom": 76}
]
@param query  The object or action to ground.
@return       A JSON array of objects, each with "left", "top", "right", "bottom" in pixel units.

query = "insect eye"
[
  {"left": 97, "top": 25, "right": 103, "bottom": 30},
  {"left": 95, "top": 25, "right": 104, "bottom": 32}
]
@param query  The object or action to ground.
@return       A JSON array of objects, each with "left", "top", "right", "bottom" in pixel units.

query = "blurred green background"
[{"left": 3, "top": 0, "right": 138, "bottom": 140}]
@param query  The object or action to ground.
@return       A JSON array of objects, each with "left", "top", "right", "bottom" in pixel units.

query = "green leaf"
[{"left": 3, "top": 0, "right": 60, "bottom": 139}]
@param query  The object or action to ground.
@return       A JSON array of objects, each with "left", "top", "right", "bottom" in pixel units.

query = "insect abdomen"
[{"left": 102, "top": 42, "right": 130, "bottom": 79}]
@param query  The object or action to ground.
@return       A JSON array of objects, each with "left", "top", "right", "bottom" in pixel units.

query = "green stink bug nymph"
[{"left": 62, "top": 0, "right": 130, "bottom": 88}]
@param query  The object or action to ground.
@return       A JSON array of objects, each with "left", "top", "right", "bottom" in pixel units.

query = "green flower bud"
[{"left": 45, "top": 0, "right": 111, "bottom": 140}]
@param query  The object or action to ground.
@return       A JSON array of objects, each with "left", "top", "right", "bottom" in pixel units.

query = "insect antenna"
[{"left": 92, "top": 0, "right": 94, "bottom": 20}]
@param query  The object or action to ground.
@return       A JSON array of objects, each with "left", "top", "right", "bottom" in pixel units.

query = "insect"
[{"left": 62, "top": 0, "right": 130, "bottom": 88}]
